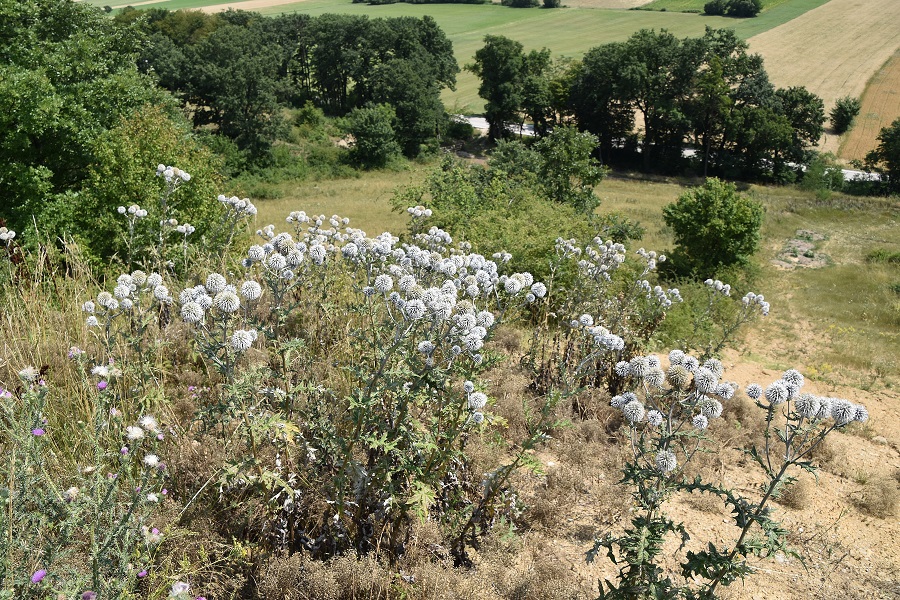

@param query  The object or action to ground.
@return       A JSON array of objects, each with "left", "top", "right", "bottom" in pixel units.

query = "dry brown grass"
[
  {"left": 839, "top": 49, "right": 900, "bottom": 161},
  {"left": 747, "top": 0, "right": 900, "bottom": 156}
]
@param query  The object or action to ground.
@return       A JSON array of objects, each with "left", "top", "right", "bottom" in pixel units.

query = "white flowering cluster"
[
  {"left": 175, "top": 223, "right": 195, "bottom": 236},
  {"left": 740, "top": 291, "right": 770, "bottom": 317},
  {"left": 0, "top": 227, "right": 14, "bottom": 244},
  {"left": 464, "top": 380, "right": 488, "bottom": 425},
  {"left": 218, "top": 194, "right": 258, "bottom": 218},
  {"left": 407, "top": 205, "right": 433, "bottom": 219},
  {"left": 746, "top": 370, "right": 867, "bottom": 426},
  {"left": 573, "top": 315, "right": 625, "bottom": 351},
  {"left": 704, "top": 278, "right": 731, "bottom": 296},
  {"left": 576, "top": 237, "right": 628, "bottom": 283},
  {"left": 178, "top": 273, "right": 257, "bottom": 326},
  {"left": 117, "top": 204, "right": 148, "bottom": 219},
  {"left": 83, "top": 271, "right": 169, "bottom": 326},
  {"left": 611, "top": 351, "right": 735, "bottom": 433},
  {"left": 156, "top": 164, "right": 191, "bottom": 184}
]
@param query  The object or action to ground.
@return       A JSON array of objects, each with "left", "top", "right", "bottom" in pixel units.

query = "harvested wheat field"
[
  {"left": 838, "top": 50, "right": 900, "bottom": 162},
  {"left": 748, "top": 0, "right": 900, "bottom": 155}
]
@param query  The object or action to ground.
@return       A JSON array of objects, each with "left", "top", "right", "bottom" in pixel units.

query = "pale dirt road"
[{"left": 747, "top": 0, "right": 900, "bottom": 155}]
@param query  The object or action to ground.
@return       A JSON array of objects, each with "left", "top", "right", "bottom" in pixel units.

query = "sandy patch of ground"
[
  {"left": 772, "top": 229, "right": 830, "bottom": 269},
  {"left": 748, "top": 0, "right": 900, "bottom": 156},
  {"left": 838, "top": 49, "right": 900, "bottom": 162}
]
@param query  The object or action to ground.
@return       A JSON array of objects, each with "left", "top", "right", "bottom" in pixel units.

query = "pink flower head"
[
  {"left": 137, "top": 570, "right": 148, "bottom": 578},
  {"left": 32, "top": 428, "right": 45, "bottom": 436},
  {"left": 31, "top": 569, "right": 47, "bottom": 583},
  {"left": 97, "top": 381, "right": 108, "bottom": 391}
]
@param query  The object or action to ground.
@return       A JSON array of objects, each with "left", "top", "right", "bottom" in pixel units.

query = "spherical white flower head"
[
  {"left": 403, "top": 299, "right": 426, "bottom": 321},
  {"left": 143, "top": 454, "right": 159, "bottom": 468},
  {"left": 629, "top": 356, "right": 650, "bottom": 379},
  {"left": 106, "top": 298, "right": 120, "bottom": 311},
  {"left": 96, "top": 291, "right": 114, "bottom": 309},
  {"left": 622, "top": 400, "right": 645, "bottom": 423},
  {"left": 213, "top": 291, "right": 241, "bottom": 313},
  {"left": 240, "top": 281, "right": 262, "bottom": 301},
  {"left": 456, "top": 313, "right": 476, "bottom": 331},
  {"left": 82, "top": 301, "right": 95, "bottom": 313},
  {"left": 647, "top": 410, "right": 664, "bottom": 427},
  {"left": 471, "top": 411, "right": 485, "bottom": 425},
  {"left": 125, "top": 425, "right": 144, "bottom": 441},
  {"left": 853, "top": 404, "right": 869, "bottom": 423},
  {"left": 113, "top": 284, "right": 131, "bottom": 300},
  {"left": 693, "top": 368, "right": 718, "bottom": 394},
  {"left": 468, "top": 392, "right": 488, "bottom": 410},
  {"left": 153, "top": 285, "right": 169, "bottom": 302},
  {"left": 0, "top": 227, "right": 15, "bottom": 242},
  {"left": 702, "top": 358, "right": 724, "bottom": 378},
  {"left": 309, "top": 244, "right": 327, "bottom": 265},
  {"left": 530, "top": 282, "right": 547, "bottom": 298},
  {"left": 745, "top": 383, "right": 762, "bottom": 400},
  {"left": 170, "top": 581, "right": 190, "bottom": 597},
  {"left": 655, "top": 450, "right": 677, "bottom": 474},
  {"left": 692, "top": 414, "right": 709, "bottom": 430},
  {"left": 667, "top": 365, "right": 691, "bottom": 389},
  {"left": 814, "top": 397, "right": 833, "bottom": 421},
  {"left": 764, "top": 381, "right": 789, "bottom": 406},
  {"left": 202, "top": 273, "right": 225, "bottom": 294},
  {"left": 86, "top": 316, "right": 100, "bottom": 327},
  {"left": 715, "top": 383, "right": 735, "bottom": 400},
  {"left": 700, "top": 397, "right": 723, "bottom": 419},
  {"left": 463, "top": 381, "right": 475, "bottom": 394},
  {"left": 579, "top": 314, "right": 594, "bottom": 327},
  {"left": 682, "top": 355, "right": 700, "bottom": 372},
  {"left": 645, "top": 368, "right": 665, "bottom": 388},
  {"left": 145, "top": 273, "right": 162, "bottom": 288},
  {"left": 614, "top": 361, "right": 631, "bottom": 378},
  {"left": 830, "top": 399, "right": 856, "bottom": 426},
  {"left": 231, "top": 330, "right": 255, "bottom": 352},
  {"left": 476, "top": 311, "right": 495, "bottom": 329},
  {"left": 117, "top": 206, "right": 127, "bottom": 215},
  {"left": 503, "top": 277, "right": 523, "bottom": 295},
  {"left": 373, "top": 274, "right": 393, "bottom": 294},
  {"left": 417, "top": 340, "right": 435, "bottom": 355},
  {"left": 794, "top": 393, "right": 821, "bottom": 420},
  {"left": 139, "top": 415, "right": 160, "bottom": 433},
  {"left": 610, "top": 394, "right": 628, "bottom": 409}
]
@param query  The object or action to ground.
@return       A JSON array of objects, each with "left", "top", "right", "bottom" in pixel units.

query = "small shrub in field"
[
  {"left": 347, "top": 103, "right": 401, "bottom": 168},
  {"left": 830, "top": 96, "right": 861, "bottom": 134},
  {"left": 777, "top": 476, "right": 812, "bottom": 509},
  {"left": 662, "top": 178, "right": 764, "bottom": 278}
]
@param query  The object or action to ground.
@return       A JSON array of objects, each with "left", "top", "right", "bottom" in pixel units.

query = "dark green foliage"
[
  {"left": 866, "top": 248, "right": 900, "bottom": 264},
  {"left": 864, "top": 118, "right": 900, "bottom": 193},
  {"left": 502, "top": 0, "right": 540, "bottom": 6},
  {"left": 347, "top": 104, "right": 402, "bottom": 168},
  {"left": 830, "top": 96, "right": 861, "bottom": 134},
  {"left": 0, "top": 0, "right": 171, "bottom": 237},
  {"left": 799, "top": 152, "right": 845, "bottom": 198},
  {"left": 533, "top": 127, "right": 607, "bottom": 213},
  {"left": 705, "top": 0, "right": 761, "bottom": 17},
  {"left": 662, "top": 178, "right": 764, "bottom": 278},
  {"left": 543, "top": 0, "right": 562, "bottom": 6},
  {"left": 468, "top": 35, "right": 527, "bottom": 140}
]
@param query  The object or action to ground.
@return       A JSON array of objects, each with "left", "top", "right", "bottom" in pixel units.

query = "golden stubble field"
[
  {"left": 747, "top": 0, "right": 900, "bottom": 156},
  {"left": 838, "top": 50, "right": 900, "bottom": 162}
]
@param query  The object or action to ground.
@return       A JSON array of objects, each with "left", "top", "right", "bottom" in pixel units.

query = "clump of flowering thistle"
[
  {"left": 588, "top": 360, "right": 869, "bottom": 599},
  {"left": 0, "top": 226, "right": 16, "bottom": 246},
  {"left": 0, "top": 363, "right": 168, "bottom": 596},
  {"left": 83, "top": 270, "right": 171, "bottom": 355}
]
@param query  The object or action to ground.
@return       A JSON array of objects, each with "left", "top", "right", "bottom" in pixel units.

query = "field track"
[
  {"left": 838, "top": 50, "right": 900, "bottom": 161},
  {"left": 747, "top": 0, "right": 900, "bottom": 154}
]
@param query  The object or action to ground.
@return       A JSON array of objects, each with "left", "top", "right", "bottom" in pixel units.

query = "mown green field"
[{"left": 91, "top": 0, "right": 833, "bottom": 112}]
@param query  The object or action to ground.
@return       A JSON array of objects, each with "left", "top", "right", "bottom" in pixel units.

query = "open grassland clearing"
[
  {"left": 92, "top": 0, "right": 835, "bottom": 112},
  {"left": 839, "top": 50, "right": 900, "bottom": 162},
  {"left": 747, "top": 0, "right": 900, "bottom": 155}
]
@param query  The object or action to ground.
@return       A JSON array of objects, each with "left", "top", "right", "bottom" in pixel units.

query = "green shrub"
[
  {"left": 703, "top": 0, "right": 726, "bottom": 15},
  {"left": 502, "top": 0, "right": 540, "bottom": 7},
  {"left": 347, "top": 104, "right": 402, "bottom": 169},
  {"left": 662, "top": 178, "right": 765, "bottom": 278},
  {"left": 830, "top": 96, "right": 861, "bottom": 134},
  {"left": 866, "top": 248, "right": 900, "bottom": 264}
]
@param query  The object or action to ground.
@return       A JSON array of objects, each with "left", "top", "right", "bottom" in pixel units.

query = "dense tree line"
[
  {"left": 470, "top": 28, "right": 827, "bottom": 182},
  {"left": 117, "top": 8, "right": 459, "bottom": 158}
]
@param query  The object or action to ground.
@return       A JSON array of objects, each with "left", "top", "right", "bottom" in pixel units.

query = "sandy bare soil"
[{"left": 748, "top": 0, "right": 900, "bottom": 156}]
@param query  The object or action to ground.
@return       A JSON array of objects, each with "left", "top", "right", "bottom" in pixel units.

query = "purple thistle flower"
[
  {"left": 31, "top": 569, "right": 47, "bottom": 583},
  {"left": 137, "top": 570, "right": 148, "bottom": 578},
  {"left": 32, "top": 428, "right": 45, "bottom": 436},
  {"left": 82, "top": 592, "right": 98, "bottom": 600},
  {"left": 97, "top": 381, "right": 108, "bottom": 391}
]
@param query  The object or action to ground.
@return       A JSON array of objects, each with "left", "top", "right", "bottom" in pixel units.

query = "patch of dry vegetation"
[
  {"left": 839, "top": 50, "right": 900, "bottom": 162},
  {"left": 747, "top": 0, "right": 900, "bottom": 155}
]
